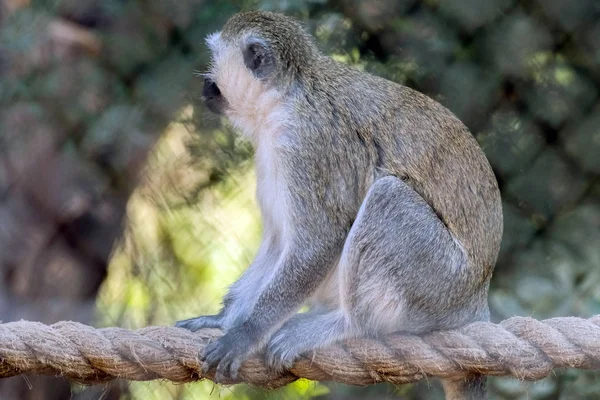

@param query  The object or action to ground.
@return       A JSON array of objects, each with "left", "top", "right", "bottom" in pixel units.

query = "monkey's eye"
[
  {"left": 245, "top": 43, "right": 263, "bottom": 70},
  {"left": 242, "top": 38, "right": 274, "bottom": 79}
]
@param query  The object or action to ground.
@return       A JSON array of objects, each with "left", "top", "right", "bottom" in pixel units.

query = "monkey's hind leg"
[{"left": 266, "top": 176, "right": 485, "bottom": 384}]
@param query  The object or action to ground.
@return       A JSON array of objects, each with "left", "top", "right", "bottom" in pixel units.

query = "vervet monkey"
[{"left": 177, "top": 11, "right": 503, "bottom": 400}]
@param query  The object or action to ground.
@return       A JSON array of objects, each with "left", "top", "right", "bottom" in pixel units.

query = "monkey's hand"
[
  {"left": 176, "top": 313, "right": 224, "bottom": 331},
  {"left": 201, "top": 322, "right": 258, "bottom": 382}
]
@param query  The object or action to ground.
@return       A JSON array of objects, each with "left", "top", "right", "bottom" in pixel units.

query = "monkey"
[{"left": 176, "top": 11, "right": 503, "bottom": 400}]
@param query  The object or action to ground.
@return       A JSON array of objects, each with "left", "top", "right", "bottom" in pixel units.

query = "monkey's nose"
[
  {"left": 202, "top": 78, "right": 221, "bottom": 100},
  {"left": 202, "top": 78, "right": 226, "bottom": 114}
]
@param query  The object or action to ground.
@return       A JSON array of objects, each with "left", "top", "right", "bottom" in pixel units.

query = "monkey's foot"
[
  {"left": 265, "top": 332, "right": 303, "bottom": 372},
  {"left": 176, "top": 314, "right": 223, "bottom": 332},
  {"left": 201, "top": 324, "right": 256, "bottom": 382},
  {"left": 265, "top": 310, "right": 347, "bottom": 372}
]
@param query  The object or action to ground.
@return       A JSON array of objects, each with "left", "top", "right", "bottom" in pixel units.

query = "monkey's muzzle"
[{"left": 202, "top": 78, "right": 226, "bottom": 114}]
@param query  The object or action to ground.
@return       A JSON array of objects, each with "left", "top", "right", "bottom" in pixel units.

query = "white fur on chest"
[{"left": 254, "top": 124, "right": 290, "bottom": 241}]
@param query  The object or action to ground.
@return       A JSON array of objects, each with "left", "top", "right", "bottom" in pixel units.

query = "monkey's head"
[{"left": 202, "top": 11, "right": 320, "bottom": 137}]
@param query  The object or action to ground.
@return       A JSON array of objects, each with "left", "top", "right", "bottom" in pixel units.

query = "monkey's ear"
[{"left": 242, "top": 37, "right": 275, "bottom": 79}]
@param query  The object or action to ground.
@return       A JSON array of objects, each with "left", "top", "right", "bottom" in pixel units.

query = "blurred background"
[{"left": 0, "top": 0, "right": 599, "bottom": 399}]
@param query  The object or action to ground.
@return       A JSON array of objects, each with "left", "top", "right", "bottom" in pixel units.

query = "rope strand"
[{"left": 1, "top": 316, "right": 600, "bottom": 387}]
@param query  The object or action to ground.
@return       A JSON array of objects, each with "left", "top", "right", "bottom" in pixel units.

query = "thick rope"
[{"left": 1, "top": 315, "right": 600, "bottom": 387}]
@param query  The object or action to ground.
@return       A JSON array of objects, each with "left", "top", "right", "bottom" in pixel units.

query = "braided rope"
[{"left": 1, "top": 315, "right": 600, "bottom": 387}]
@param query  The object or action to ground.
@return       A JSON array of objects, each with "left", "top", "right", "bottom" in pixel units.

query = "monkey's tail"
[{"left": 441, "top": 375, "right": 487, "bottom": 400}]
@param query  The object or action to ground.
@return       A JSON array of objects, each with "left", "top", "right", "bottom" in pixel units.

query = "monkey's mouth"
[{"left": 202, "top": 78, "right": 226, "bottom": 114}]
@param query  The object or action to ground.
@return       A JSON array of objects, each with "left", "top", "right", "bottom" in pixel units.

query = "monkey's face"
[{"left": 203, "top": 31, "right": 284, "bottom": 140}]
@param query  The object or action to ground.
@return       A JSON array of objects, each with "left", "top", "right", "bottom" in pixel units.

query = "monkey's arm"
[
  {"left": 176, "top": 232, "right": 280, "bottom": 332},
  {"left": 219, "top": 233, "right": 281, "bottom": 327},
  {"left": 201, "top": 207, "right": 345, "bottom": 381}
]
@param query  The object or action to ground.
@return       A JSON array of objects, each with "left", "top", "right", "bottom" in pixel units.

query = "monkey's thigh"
[{"left": 339, "top": 176, "right": 474, "bottom": 335}]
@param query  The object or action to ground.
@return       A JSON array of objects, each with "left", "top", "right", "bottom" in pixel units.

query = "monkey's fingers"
[
  {"left": 228, "top": 358, "right": 243, "bottom": 380},
  {"left": 265, "top": 342, "right": 298, "bottom": 372},
  {"left": 264, "top": 352, "right": 286, "bottom": 373},
  {"left": 214, "top": 352, "right": 243, "bottom": 382},
  {"left": 201, "top": 338, "right": 227, "bottom": 373}
]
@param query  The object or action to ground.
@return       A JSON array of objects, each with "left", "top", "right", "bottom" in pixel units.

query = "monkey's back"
[
  {"left": 301, "top": 61, "right": 503, "bottom": 280},
  {"left": 384, "top": 81, "right": 501, "bottom": 274}
]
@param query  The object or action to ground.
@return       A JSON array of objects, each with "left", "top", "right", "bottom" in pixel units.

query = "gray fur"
[{"left": 177, "top": 11, "right": 502, "bottom": 398}]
